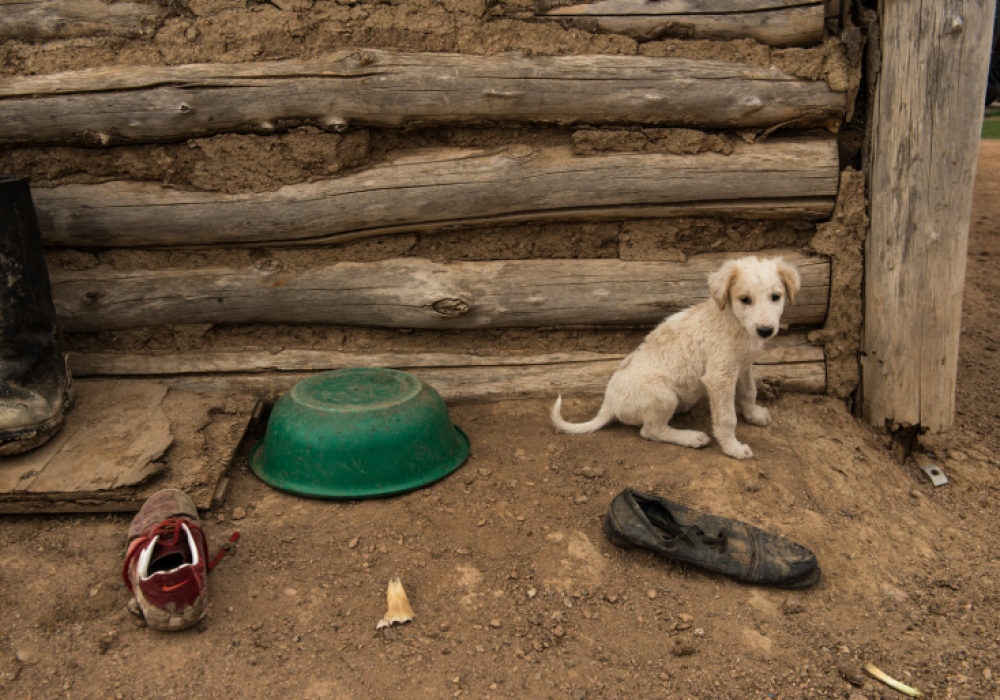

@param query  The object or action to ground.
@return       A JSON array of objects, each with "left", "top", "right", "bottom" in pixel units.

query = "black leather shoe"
[{"left": 604, "top": 488, "right": 821, "bottom": 588}]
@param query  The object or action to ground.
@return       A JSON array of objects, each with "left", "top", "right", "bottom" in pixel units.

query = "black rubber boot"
[{"left": 0, "top": 175, "right": 73, "bottom": 456}]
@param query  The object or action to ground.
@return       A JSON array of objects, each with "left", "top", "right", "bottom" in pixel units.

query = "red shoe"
[{"left": 122, "top": 490, "right": 209, "bottom": 631}]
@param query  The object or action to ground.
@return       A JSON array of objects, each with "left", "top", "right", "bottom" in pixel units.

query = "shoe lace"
[
  {"left": 699, "top": 527, "right": 729, "bottom": 551},
  {"left": 151, "top": 517, "right": 202, "bottom": 551},
  {"left": 647, "top": 505, "right": 729, "bottom": 551},
  {"left": 122, "top": 518, "right": 238, "bottom": 593},
  {"left": 682, "top": 526, "right": 729, "bottom": 552}
]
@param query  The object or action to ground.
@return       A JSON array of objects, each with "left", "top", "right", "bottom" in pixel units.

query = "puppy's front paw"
[
  {"left": 744, "top": 406, "right": 771, "bottom": 426},
  {"left": 722, "top": 442, "right": 754, "bottom": 460},
  {"left": 680, "top": 430, "right": 712, "bottom": 449}
]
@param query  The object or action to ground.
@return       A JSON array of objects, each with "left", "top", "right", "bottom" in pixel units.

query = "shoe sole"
[
  {"left": 0, "top": 379, "right": 74, "bottom": 456},
  {"left": 770, "top": 565, "right": 823, "bottom": 588},
  {"left": 125, "top": 593, "right": 204, "bottom": 632},
  {"left": 603, "top": 515, "right": 639, "bottom": 551}
]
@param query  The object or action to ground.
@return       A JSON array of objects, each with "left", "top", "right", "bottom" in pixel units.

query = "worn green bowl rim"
[{"left": 248, "top": 427, "right": 469, "bottom": 499}]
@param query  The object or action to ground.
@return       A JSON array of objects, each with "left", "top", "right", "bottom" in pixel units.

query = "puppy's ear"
[
  {"left": 709, "top": 260, "right": 740, "bottom": 310},
  {"left": 775, "top": 258, "right": 801, "bottom": 306}
]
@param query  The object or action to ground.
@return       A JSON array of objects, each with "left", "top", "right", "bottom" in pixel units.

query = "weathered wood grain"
[
  {"left": 543, "top": 0, "right": 824, "bottom": 46},
  {"left": 63, "top": 335, "right": 827, "bottom": 377},
  {"left": 33, "top": 138, "right": 839, "bottom": 248},
  {"left": 860, "top": 0, "right": 995, "bottom": 433},
  {"left": 131, "top": 360, "right": 826, "bottom": 404},
  {"left": 0, "top": 51, "right": 846, "bottom": 147},
  {"left": 50, "top": 251, "right": 829, "bottom": 334},
  {"left": 67, "top": 351, "right": 631, "bottom": 377},
  {"left": 279, "top": 199, "right": 834, "bottom": 250},
  {"left": 0, "top": 0, "right": 163, "bottom": 40},
  {"left": 547, "top": 0, "right": 815, "bottom": 10}
]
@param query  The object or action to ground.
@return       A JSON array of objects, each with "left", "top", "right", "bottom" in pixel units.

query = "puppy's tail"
[{"left": 550, "top": 394, "right": 614, "bottom": 434}]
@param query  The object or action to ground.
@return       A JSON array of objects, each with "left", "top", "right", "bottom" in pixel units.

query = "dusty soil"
[{"left": 1, "top": 142, "right": 1000, "bottom": 699}]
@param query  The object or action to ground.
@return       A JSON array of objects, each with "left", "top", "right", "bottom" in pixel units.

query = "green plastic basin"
[{"left": 250, "top": 368, "right": 469, "bottom": 498}]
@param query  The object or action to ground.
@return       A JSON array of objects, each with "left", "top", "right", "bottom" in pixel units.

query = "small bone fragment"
[
  {"left": 863, "top": 663, "right": 923, "bottom": 698},
  {"left": 376, "top": 577, "right": 415, "bottom": 630}
]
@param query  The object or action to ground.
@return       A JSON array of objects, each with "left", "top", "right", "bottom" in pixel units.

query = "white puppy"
[{"left": 550, "top": 256, "right": 800, "bottom": 460}]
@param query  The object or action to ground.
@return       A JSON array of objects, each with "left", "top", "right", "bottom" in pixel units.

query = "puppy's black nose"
[{"left": 757, "top": 327, "right": 774, "bottom": 339}]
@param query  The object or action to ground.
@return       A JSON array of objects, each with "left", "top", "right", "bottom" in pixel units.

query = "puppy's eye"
[
  {"left": 740, "top": 296, "right": 752, "bottom": 305},
  {"left": 771, "top": 293, "right": 781, "bottom": 302}
]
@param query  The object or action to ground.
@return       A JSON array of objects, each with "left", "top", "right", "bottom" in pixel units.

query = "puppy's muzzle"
[{"left": 756, "top": 326, "right": 775, "bottom": 339}]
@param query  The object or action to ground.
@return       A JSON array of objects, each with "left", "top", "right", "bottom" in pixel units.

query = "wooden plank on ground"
[
  {"left": 33, "top": 137, "right": 839, "bottom": 248},
  {"left": 0, "top": 381, "right": 260, "bottom": 514},
  {"left": 0, "top": 51, "right": 845, "bottom": 147},
  {"left": 0, "top": 382, "right": 170, "bottom": 495},
  {"left": 50, "top": 251, "right": 830, "bottom": 333},
  {"left": 542, "top": 0, "right": 824, "bottom": 46}
]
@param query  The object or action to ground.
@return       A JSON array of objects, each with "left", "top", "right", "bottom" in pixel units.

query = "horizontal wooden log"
[
  {"left": 111, "top": 360, "right": 825, "bottom": 403},
  {"left": 66, "top": 333, "right": 822, "bottom": 377},
  {"left": 0, "top": 51, "right": 846, "bottom": 147},
  {"left": 543, "top": 0, "right": 824, "bottom": 47},
  {"left": 546, "top": 0, "right": 817, "bottom": 12},
  {"left": 67, "top": 350, "right": 630, "bottom": 377},
  {"left": 34, "top": 138, "right": 839, "bottom": 248},
  {"left": 0, "top": 0, "right": 162, "bottom": 40},
  {"left": 50, "top": 251, "right": 829, "bottom": 334}
]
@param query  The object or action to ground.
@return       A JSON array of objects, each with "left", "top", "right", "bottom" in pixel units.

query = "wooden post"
[{"left": 861, "top": 0, "right": 996, "bottom": 436}]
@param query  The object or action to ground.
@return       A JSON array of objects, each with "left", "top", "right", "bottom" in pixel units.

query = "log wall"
[
  {"left": 1, "top": 0, "right": 870, "bottom": 405},
  {"left": 0, "top": 52, "right": 845, "bottom": 146}
]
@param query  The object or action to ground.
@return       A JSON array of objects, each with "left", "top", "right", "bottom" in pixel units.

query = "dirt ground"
[{"left": 3, "top": 146, "right": 1000, "bottom": 700}]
